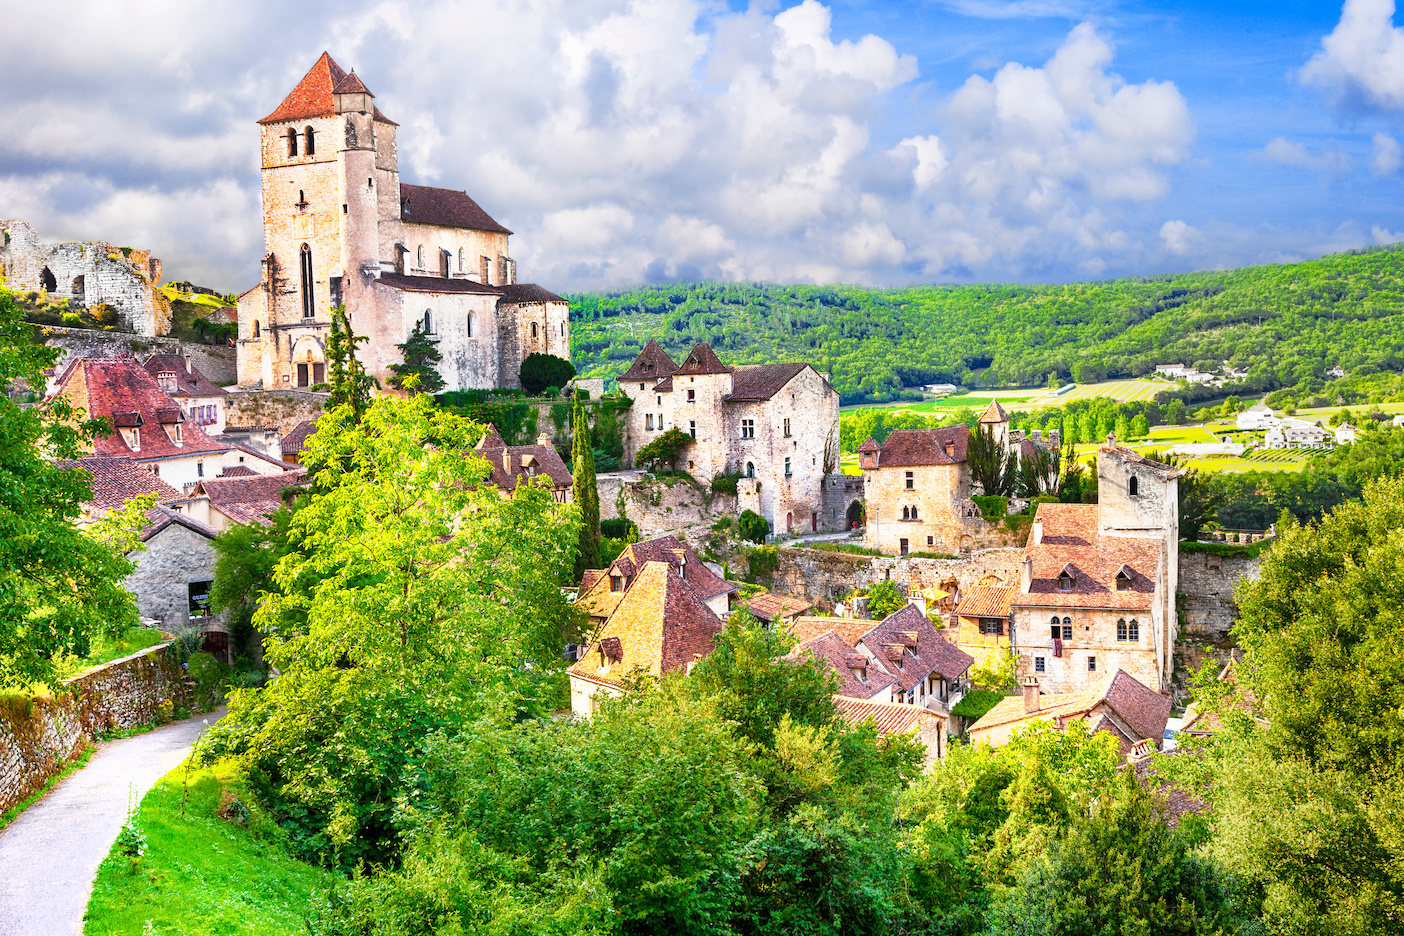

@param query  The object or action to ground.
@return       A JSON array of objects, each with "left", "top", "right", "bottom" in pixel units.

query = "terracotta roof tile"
[
  {"left": 377, "top": 272, "right": 504, "bottom": 295},
  {"left": 955, "top": 584, "right": 1015, "bottom": 618},
  {"left": 833, "top": 696, "right": 946, "bottom": 736},
  {"left": 978, "top": 400, "right": 1009, "bottom": 423},
  {"left": 473, "top": 424, "right": 573, "bottom": 491},
  {"left": 259, "top": 52, "right": 396, "bottom": 125},
  {"left": 789, "top": 616, "right": 875, "bottom": 647},
  {"left": 141, "top": 505, "right": 219, "bottom": 542},
  {"left": 868, "top": 425, "right": 969, "bottom": 467},
  {"left": 217, "top": 465, "right": 257, "bottom": 478},
  {"left": 619, "top": 339, "right": 679, "bottom": 383},
  {"left": 858, "top": 604, "right": 974, "bottom": 690},
  {"left": 281, "top": 420, "right": 317, "bottom": 457},
  {"left": 400, "top": 184, "right": 511, "bottom": 234},
  {"left": 142, "top": 355, "right": 227, "bottom": 398},
  {"left": 196, "top": 471, "right": 308, "bottom": 526},
  {"left": 728, "top": 363, "right": 808, "bottom": 401},
  {"left": 605, "top": 535, "right": 734, "bottom": 602},
  {"left": 1102, "top": 668, "right": 1173, "bottom": 743},
  {"left": 746, "top": 592, "right": 814, "bottom": 622},
  {"left": 788, "top": 631, "right": 895, "bottom": 699},
  {"left": 674, "top": 342, "right": 730, "bottom": 376},
  {"left": 58, "top": 456, "right": 183, "bottom": 511},
  {"left": 968, "top": 668, "right": 1169, "bottom": 744},
  {"left": 1013, "top": 503, "right": 1161, "bottom": 610},
  {"left": 331, "top": 70, "right": 371, "bottom": 94},
  {"left": 1101, "top": 444, "right": 1181, "bottom": 479}
]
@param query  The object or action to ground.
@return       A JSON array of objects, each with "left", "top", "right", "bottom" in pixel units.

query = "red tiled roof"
[
  {"left": 1102, "top": 667, "right": 1173, "bottom": 744},
  {"left": 259, "top": 52, "right": 396, "bottom": 125},
  {"left": 473, "top": 425, "right": 573, "bottom": 491},
  {"left": 1012, "top": 503, "right": 1161, "bottom": 610},
  {"left": 196, "top": 471, "right": 308, "bottom": 526},
  {"left": 858, "top": 604, "right": 974, "bottom": 690},
  {"left": 833, "top": 696, "right": 946, "bottom": 736},
  {"left": 619, "top": 339, "right": 678, "bottom": 383},
  {"left": 218, "top": 465, "right": 257, "bottom": 478},
  {"left": 728, "top": 363, "right": 809, "bottom": 401},
  {"left": 142, "top": 355, "right": 227, "bottom": 398},
  {"left": 141, "top": 505, "right": 219, "bottom": 543},
  {"left": 868, "top": 425, "right": 969, "bottom": 467},
  {"left": 54, "top": 358, "right": 231, "bottom": 462},
  {"left": 788, "top": 616, "right": 876, "bottom": 648},
  {"left": 1102, "top": 444, "right": 1181, "bottom": 480},
  {"left": 400, "top": 184, "right": 511, "bottom": 234},
  {"left": 281, "top": 419, "right": 317, "bottom": 457},
  {"left": 674, "top": 343, "right": 730, "bottom": 376},
  {"left": 58, "top": 456, "right": 183, "bottom": 511},
  {"left": 746, "top": 592, "right": 814, "bottom": 622},
  {"left": 978, "top": 400, "right": 1009, "bottom": 423},
  {"left": 968, "top": 668, "right": 1169, "bottom": 744},
  {"left": 789, "top": 630, "right": 895, "bottom": 699},
  {"left": 955, "top": 584, "right": 1015, "bottom": 618},
  {"left": 331, "top": 70, "right": 371, "bottom": 94},
  {"left": 607, "top": 535, "right": 734, "bottom": 602}
]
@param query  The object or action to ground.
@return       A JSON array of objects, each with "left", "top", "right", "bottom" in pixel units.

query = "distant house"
[
  {"left": 746, "top": 592, "right": 814, "bottom": 628},
  {"left": 1264, "top": 418, "right": 1329, "bottom": 449},
  {"left": 951, "top": 583, "right": 1016, "bottom": 671},
  {"left": 788, "top": 630, "right": 897, "bottom": 703},
  {"left": 968, "top": 669, "right": 1170, "bottom": 754},
  {"left": 833, "top": 696, "right": 949, "bottom": 767},
  {"left": 142, "top": 354, "right": 228, "bottom": 435},
  {"left": 1334, "top": 422, "right": 1357, "bottom": 445},
  {"left": 922, "top": 383, "right": 959, "bottom": 394},
  {"left": 280, "top": 420, "right": 317, "bottom": 465},
  {"left": 1236, "top": 403, "right": 1280, "bottom": 430},
  {"left": 473, "top": 425, "right": 573, "bottom": 502},
  {"left": 1155, "top": 364, "right": 1214, "bottom": 384},
  {"left": 1327, "top": 365, "right": 1346, "bottom": 378},
  {"left": 190, "top": 471, "right": 309, "bottom": 530}
]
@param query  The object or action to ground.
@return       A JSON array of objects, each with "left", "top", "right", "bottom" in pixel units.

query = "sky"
[{"left": 2, "top": 0, "right": 1403, "bottom": 293}]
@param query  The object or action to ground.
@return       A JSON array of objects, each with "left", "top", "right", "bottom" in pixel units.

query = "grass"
[
  {"left": 839, "top": 453, "right": 863, "bottom": 476},
  {"left": 1143, "top": 425, "right": 1219, "bottom": 445},
  {"left": 1028, "top": 379, "right": 1168, "bottom": 405},
  {"left": 54, "top": 626, "right": 168, "bottom": 683},
  {"left": 84, "top": 759, "right": 333, "bottom": 936},
  {"left": 951, "top": 688, "right": 1007, "bottom": 722},
  {"left": 0, "top": 745, "right": 94, "bottom": 833},
  {"left": 158, "top": 285, "right": 232, "bottom": 309}
]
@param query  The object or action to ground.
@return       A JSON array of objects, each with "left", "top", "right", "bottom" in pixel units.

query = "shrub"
[
  {"left": 972, "top": 495, "right": 1009, "bottom": 523},
  {"left": 746, "top": 545, "right": 779, "bottom": 585},
  {"left": 737, "top": 509, "right": 770, "bottom": 544},
  {"left": 866, "top": 579, "right": 906, "bottom": 618},
  {"left": 600, "top": 518, "right": 636, "bottom": 540},
  {"left": 519, "top": 353, "right": 576, "bottom": 395},
  {"left": 950, "top": 688, "right": 1006, "bottom": 722},
  {"left": 61, "top": 312, "right": 83, "bottom": 327},
  {"left": 711, "top": 472, "right": 741, "bottom": 495}
]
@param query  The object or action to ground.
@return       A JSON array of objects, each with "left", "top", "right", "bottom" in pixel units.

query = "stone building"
[
  {"left": 235, "top": 53, "right": 569, "bottom": 393},
  {"left": 968, "top": 668, "right": 1170, "bottom": 754},
  {"left": 127, "top": 508, "right": 230, "bottom": 661},
  {"left": 473, "top": 426, "right": 573, "bottom": 502},
  {"left": 0, "top": 219, "right": 169, "bottom": 336},
  {"left": 617, "top": 340, "right": 843, "bottom": 536},
  {"left": 832, "top": 696, "right": 949, "bottom": 767},
  {"left": 142, "top": 354, "right": 227, "bottom": 435},
  {"left": 1010, "top": 444, "right": 1180, "bottom": 694}
]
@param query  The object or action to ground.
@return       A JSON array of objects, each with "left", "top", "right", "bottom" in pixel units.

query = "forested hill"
[{"left": 564, "top": 243, "right": 1404, "bottom": 405}]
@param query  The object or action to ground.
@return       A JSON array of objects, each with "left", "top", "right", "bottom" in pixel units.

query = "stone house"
[
  {"left": 851, "top": 604, "right": 976, "bottom": 708},
  {"left": 142, "top": 354, "right": 228, "bottom": 435},
  {"left": 128, "top": 507, "right": 232, "bottom": 662},
  {"left": 832, "top": 696, "right": 949, "bottom": 767},
  {"left": 617, "top": 340, "right": 843, "bottom": 537},
  {"left": 576, "top": 535, "right": 736, "bottom": 634},
  {"left": 950, "top": 583, "right": 1015, "bottom": 671},
  {"left": 0, "top": 219, "right": 169, "bottom": 336},
  {"left": 236, "top": 53, "right": 569, "bottom": 393},
  {"left": 1010, "top": 445, "right": 1180, "bottom": 694},
  {"left": 1236, "top": 403, "right": 1280, "bottom": 430},
  {"left": 1334, "top": 422, "right": 1357, "bottom": 445},
  {"left": 189, "top": 471, "right": 309, "bottom": 531},
  {"left": 788, "top": 629, "right": 897, "bottom": 703},
  {"left": 473, "top": 426, "right": 573, "bottom": 502},
  {"left": 568, "top": 552, "right": 730, "bottom": 717},
  {"left": 967, "top": 669, "right": 1170, "bottom": 754}
]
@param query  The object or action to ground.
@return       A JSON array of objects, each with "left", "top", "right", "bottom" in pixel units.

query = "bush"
[
  {"left": 519, "top": 353, "right": 576, "bottom": 396},
  {"left": 972, "top": 495, "right": 1009, "bottom": 523},
  {"left": 186, "top": 652, "right": 227, "bottom": 711},
  {"left": 950, "top": 688, "right": 1006, "bottom": 722},
  {"left": 866, "top": 579, "right": 906, "bottom": 618},
  {"left": 61, "top": 312, "right": 83, "bottom": 327},
  {"left": 600, "top": 518, "right": 637, "bottom": 540},
  {"left": 746, "top": 545, "right": 779, "bottom": 585},
  {"left": 711, "top": 472, "right": 741, "bottom": 495},
  {"left": 737, "top": 509, "right": 770, "bottom": 544}
]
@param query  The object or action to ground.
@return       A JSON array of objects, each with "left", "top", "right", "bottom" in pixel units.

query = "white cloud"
[
  {"left": 1373, "top": 223, "right": 1404, "bottom": 242},
  {"left": 1258, "top": 137, "right": 1352, "bottom": 174},
  {"left": 1159, "top": 219, "right": 1199, "bottom": 256},
  {"left": 1374, "top": 132, "right": 1403, "bottom": 174},
  {"left": 1302, "top": 0, "right": 1404, "bottom": 111}
]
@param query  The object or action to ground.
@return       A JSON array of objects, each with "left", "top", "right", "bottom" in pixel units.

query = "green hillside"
[{"left": 566, "top": 243, "right": 1404, "bottom": 405}]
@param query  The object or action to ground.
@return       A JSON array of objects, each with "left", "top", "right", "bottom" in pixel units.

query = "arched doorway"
[
  {"left": 41, "top": 266, "right": 56, "bottom": 292},
  {"left": 846, "top": 500, "right": 864, "bottom": 529},
  {"left": 786, "top": 512, "right": 793, "bottom": 533},
  {"left": 291, "top": 335, "right": 326, "bottom": 388}
]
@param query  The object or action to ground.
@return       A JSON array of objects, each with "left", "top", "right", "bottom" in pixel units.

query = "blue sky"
[{"left": 0, "top": 0, "right": 1401, "bottom": 291}]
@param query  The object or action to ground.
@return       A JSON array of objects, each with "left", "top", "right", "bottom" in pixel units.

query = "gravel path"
[{"left": 0, "top": 709, "right": 223, "bottom": 936}]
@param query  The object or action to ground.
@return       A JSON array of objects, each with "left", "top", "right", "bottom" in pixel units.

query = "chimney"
[
  {"left": 1032, "top": 521, "right": 1043, "bottom": 545},
  {"left": 1021, "top": 556, "right": 1033, "bottom": 592},
  {"left": 1021, "top": 675, "right": 1040, "bottom": 713},
  {"left": 1049, "top": 429, "right": 1060, "bottom": 446},
  {"left": 536, "top": 431, "right": 552, "bottom": 446},
  {"left": 1031, "top": 429, "right": 1041, "bottom": 441}
]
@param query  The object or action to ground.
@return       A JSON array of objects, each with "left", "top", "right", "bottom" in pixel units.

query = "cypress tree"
[{"left": 572, "top": 396, "right": 601, "bottom": 574}]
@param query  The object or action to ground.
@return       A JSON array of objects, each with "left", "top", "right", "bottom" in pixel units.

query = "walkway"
[{"left": 0, "top": 709, "right": 223, "bottom": 936}]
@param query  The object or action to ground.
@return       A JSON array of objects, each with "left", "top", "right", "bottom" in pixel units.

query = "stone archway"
[
  {"left": 846, "top": 499, "right": 864, "bottom": 529},
  {"left": 41, "top": 266, "right": 56, "bottom": 292},
  {"left": 290, "top": 335, "right": 326, "bottom": 388}
]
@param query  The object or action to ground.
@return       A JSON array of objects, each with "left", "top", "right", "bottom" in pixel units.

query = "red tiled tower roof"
[{"left": 259, "top": 52, "right": 397, "bottom": 126}]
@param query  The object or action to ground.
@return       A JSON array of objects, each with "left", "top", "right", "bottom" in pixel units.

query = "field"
[
  {"left": 839, "top": 389, "right": 1039, "bottom": 415},
  {"left": 1027, "top": 379, "right": 1168, "bottom": 406}
]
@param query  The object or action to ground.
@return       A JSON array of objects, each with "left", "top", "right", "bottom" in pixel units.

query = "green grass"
[
  {"left": 1029, "top": 379, "right": 1167, "bottom": 405},
  {"left": 84, "top": 760, "right": 333, "bottom": 936},
  {"left": 839, "top": 453, "right": 863, "bottom": 476},
  {"left": 1143, "top": 425, "right": 1219, "bottom": 445},
  {"left": 55, "top": 627, "right": 167, "bottom": 682},
  {"left": 158, "top": 285, "right": 232, "bottom": 309}
]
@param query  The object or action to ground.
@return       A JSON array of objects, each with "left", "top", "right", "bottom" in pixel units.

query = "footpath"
[{"left": 0, "top": 709, "right": 223, "bottom": 936}]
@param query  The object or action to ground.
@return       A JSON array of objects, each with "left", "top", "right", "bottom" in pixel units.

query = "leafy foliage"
[
  {"left": 388, "top": 322, "right": 445, "bottom": 394},
  {"left": 634, "top": 426, "right": 692, "bottom": 470},
  {"left": 326, "top": 304, "right": 377, "bottom": 421},
  {"left": 519, "top": 352, "right": 576, "bottom": 396},
  {"left": 865, "top": 579, "right": 906, "bottom": 619},
  {"left": 737, "top": 509, "right": 770, "bottom": 544},
  {"left": 572, "top": 396, "right": 601, "bottom": 574}
]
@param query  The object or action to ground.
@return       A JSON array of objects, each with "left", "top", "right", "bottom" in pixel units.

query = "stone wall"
[
  {"left": 127, "top": 521, "right": 222, "bottom": 632},
  {"left": 224, "top": 389, "right": 327, "bottom": 435},
  {"left": 619, "top": 475, "right": 738, "bottom": 540},
  {"left": 40, "top": 326, "right": 236, "bottom": 388},
  {"left": 1177, "top": 549, "right": 1264, "bottom": 638},
  {"left": 0, "top": 643, "right": 184, "bottom": 814},
  {"left": 821, "top": 475, "right": 865, "bottom": 532},
  {"left": 773, "top": 546, "right": 1025, "bottom": 605}
]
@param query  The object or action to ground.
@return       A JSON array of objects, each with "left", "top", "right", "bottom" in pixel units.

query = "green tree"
[
  {"left": 865, "top": 579, "right": 906, "bottom": 619},
  {"left": 0, "top": 285, "right": 149, "bottom": 687},
  {"left": 388, "top": 322, "right": 445, "bottom": 394},
  {"left": 325, "top": 304, "right": 377, "bottom": 422},
  {"left": 519, "top": 352, "right": 576, "bottom": 396},
  {"left": 635, "top": 426, "right": 693, "bottom": 471},
  {"left": 571, "top": 395, "right": 601, "bottom": 574},
  {"left": 1164, "top": 398, "right": 1187, "bottom": 426},
  {"left": 1130, "top": 413, "right": 1149, "bottom": 439},
  {"left": 737, "top": 509, "right": 770, "bottom": 543}
]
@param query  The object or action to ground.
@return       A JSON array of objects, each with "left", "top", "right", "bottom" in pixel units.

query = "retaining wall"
[
  {"left": 0, "top": 643, "right": 184, "bottom": 814},
  {"left": 774, "top": 546, "right": 1025, "bottom": 605},
  {"left": 39, "top": 326, "right": 235, "bottom": 386}
]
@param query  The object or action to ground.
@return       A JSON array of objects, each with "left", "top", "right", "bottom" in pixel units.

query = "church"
[{"left": 236, "top": 54, "right": 570, "bottom": 392}]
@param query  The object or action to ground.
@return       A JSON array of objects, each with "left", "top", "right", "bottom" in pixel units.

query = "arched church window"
[
  {"left": 417, "top": 245, "right": 425, "bottom": 269},
  {"left": 561, "top": 321, "right": 566, "bottom": 336},
  {"left": 423, "top": 310, "right": 434, "bottom": 334},
  {"left": 304, "top": 126, "right": 316, "bottom": 155},
  {"left": 902, "top": 506, "right": 910, "bottom": 520},
  {"left": 300, "top": 244, "right": 314, "bottom": 318},
  {"left": 287, "top": 128, "right": 298, "bottom": 157},
  {"left": 1128, "top": 475, "right": 1139, "bottom": 496},
  {"left": 252, "top": 320, "right": 260, "bottom": 338},
  {"left": 531, "top": 322, "right": 539, "bottom": 339},
  {"left": 467, "top": 313, "right": 474, "bottom": 338}
]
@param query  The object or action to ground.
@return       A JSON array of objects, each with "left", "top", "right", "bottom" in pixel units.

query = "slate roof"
[
  {"left": 674, "top": 342, "right": 731, "bottom": 376},
  {"left": 968, "top": 668, "right": 1170, "bottom": 745},
  {"left": 473, "top": 424, "right": 573, "bottom": 491},
  {"left": 857, "top": 604, "right": 975, "bottom": 691},
  {"left": 788, "top": 630, "right": 895, "bottom": 699},
  {"left": 141, "top": 505, "right": 220, "bottom": 543},
  {"left": 400, "top": 183, "right": 511, "bottom": 234},
  {"left": 833, "top": 696, "right": 946, "bottom": 736},
  {"left": 196, "top": 471, "right": 308, "bottom": 526},
  {"left": 142, "top": 355, "right": 227, "bottom": 398},
  {"left": 619, "top": 339, "right": 679, "bottom": 383},
  {"left": 1102, "top": 444, "right": 1181, "bottom": 480},
  {"left": 568, "top": 560, "right": 724, "bottom": 688},
  {"left": 746, "top": 592, "right": 814, "bottom": 623},
  {"left": 59, "top": 456, "right": 183, "bottom": 511},
  {"left": 54, "top": 358, "right": 230, "bottom": 461},
  {"left": 865, "top": 425, "right": 969, "bottom": 467},
  {"left": 1013, "top": 503, "right": 1160, "bottom": 611},
  {"left": 282, "top": 420, "right": 317, "bottom": 458},
  {"left": 497, "top": 283, "right": 566, "bottom": 304},
  {"left": 259, "top": 52, "right": 397, "bottom": 125},
  {"left": 728, "top": 363, "right": 809, "bottom": 401},
  {"left": 788, "top": 616, "right": 876, "bottom": 648},
  {"left": 955, "top": 584, "right": 1015, "bottom": 618},
  {"left": 377, "top": 273, "right": 504, "bottom": 295}
]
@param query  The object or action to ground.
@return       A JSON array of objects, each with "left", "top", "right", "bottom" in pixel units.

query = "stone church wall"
[{"left": 0, "top": 643, "right": 184, "bottom": 815}]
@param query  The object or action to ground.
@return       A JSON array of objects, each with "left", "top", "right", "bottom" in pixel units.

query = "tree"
[
  {"left": 1164, "top": 398, "right": 1187, "bottom": 426},
  {"left": 519, "top": 352, "right": 575, "bottom": 396},
  {"left": 325, "top": 304, "right": 377, "bottom": 422},
  {"left": 0, "top": 285, "right": 150, "bottom": 688},
  {"left": 634, "top": 426, "right": 692, "bottom": 471},
  {"left": 968, "top": 422, "right": 1016, "bottom": 496},
  {"left": 865, "top": 579, "right": 906, "bottom": 618},
  {"left": 1130, "top": 414, "right": 1149, "bottom": 439},
  {"left": 388, "top": 323, "right": 444, "bottom": 394},
  {"left": 737, "top": 509, "right": 770, "bottom": 543},
  {"left": 571, "top": 396, "right": 601, "bottom": 574}
]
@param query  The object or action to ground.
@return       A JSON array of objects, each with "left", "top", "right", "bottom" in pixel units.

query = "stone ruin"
[{"left": 0, "top": 219, "right": 170, "bottom": 336}]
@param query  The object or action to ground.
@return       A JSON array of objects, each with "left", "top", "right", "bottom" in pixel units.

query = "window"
[
  {"left": 1116, "top": 567, "right": 1133, "bottom": 591},
  {"left": 286, "top": 128, "right": 298, "bottom": 157},
  {"left": 188, "top": 581, "right": 213, "bottom": 619},
  {"left": 423, "top": 310, "right": 434, "bottom": 334},
  {"left": 1117, "top": 619, "right": 1128, "bottom": 641},
  {"left": 905, "top": 470, "right": 914, "bottom": 490},
  {"left": 689, "top": 420, "right": 696, "bottom": 440},
  {"left": 417, "top": 245, "right": 425, "bottom": 268},
  {"left": 458, "top": 248, "right": 465, "bottom": 272},
  {"left": 1128, "top": 475, "right": 1139, "bottom": 496},
  {"left": 1087, "top": 656, "right": 1097, "bottom": 672},
  {"left": 639, "top": 383, "right": 645, "bottom": 390},
  {"left": 902, "top": 506, "right": 910, "bottom": 520},
  {"left": 783, "top": 418, "right": 791, "bottom": 437},
  {"left": 467, "top": 313, "right": 474, "bottom": 338},
  {"left": 900, "top": 538, "right": 909, "bottom": 556},
  {"left": 196, "top": 459, "right": 203, "bottom": 477},
  {"left": 1058, "top": 571, "right": 1074, "bottom": 591},
  {"left": 646, "top": 413, "right": 654, "bottom": 430},
  {"left": 304, "top": 126, "right": 316, "bottom": 155},
  {"left": 687, "top": 389, "right": 695, "bottom": 402},
  {"left": 561, "top": 321, "right": 566, "bottom": 336},
  {"left": 746, "top": 461, "right": 755, "bottom": 477},
  {"left": 979, "top": 618, "right": 1004, "bottom": 635},
  {"left": 252, "top": 320, "right": 260, "bottom": 338},
  {"left": 784, "top": 457, "right": 792, "bottom": 476},
  {"left": 300, "top": 243, "right": 314, "bottom": 318},
  {"left": 130, "top": 427, "right": 139, "bottom": 448},
  {"left": 741, "top": 419, "right": 755, "bottom": 438},
  {"left": 531, "top": 322, "right": 539, "bottom": 338},
  {"left": 610, "top": 575, "right": 623, "bottom": 592},
  {"left": 927, "top": 535, "right": 934, "bottom": 546},
  {"left": 1063, "top": 618, "right": 1073, "bottom": 640},
  {"left": 657, "top": 412, "right": 663, "bottom": 429},
  {"left": 1127, "top": 619, "right": 1139, "bottom": 641},
  {"left": 172, "top": 423, "right": 182, "bottom": 443},
  {"left": 910, "top": 505, "right": 919, "bottom": 520},
  {"left": 657, "top": 395, "right": 662, "bottom": 406},
  {"left": 1035, "top": 656, "right": 1046, "bottom": 673}
]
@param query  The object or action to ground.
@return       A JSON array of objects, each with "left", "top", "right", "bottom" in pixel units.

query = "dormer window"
[
  {"left": 1058, "top": 570, "right": 1074, "bottom": 591},
  {"left": 610, "top": 574, "right": 623, "bottom": 593},
  {"left": 171, "top": 423, "right": 182, "bottom": 444},
  {"left": 128, "top": 427, "right": 140, "bottom": 450},
  {"left": 1115, "top": 566, "right": 1133, "bottom": 591}
]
